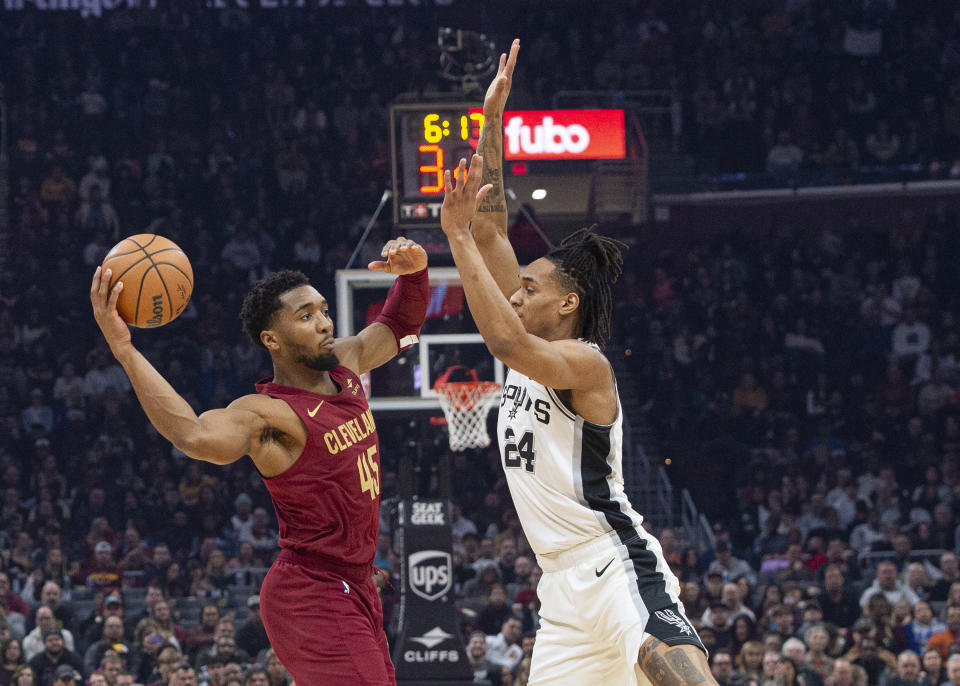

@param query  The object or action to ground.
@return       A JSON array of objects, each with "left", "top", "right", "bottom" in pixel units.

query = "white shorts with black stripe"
[{"left": 529, "top": 527, "right": 705, "bottom": 686}]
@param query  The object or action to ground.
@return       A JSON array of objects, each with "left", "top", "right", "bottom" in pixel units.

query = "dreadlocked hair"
[
  {"left": 544, "top": 225, "right": 627, "bottom": 348},
  {"left": 239, "top": 270, "right": 311, "bottom": 349}
]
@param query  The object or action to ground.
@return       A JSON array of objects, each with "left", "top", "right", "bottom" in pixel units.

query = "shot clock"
[{"left": 390, "top": 103, "right": 484, "bottom": 228}]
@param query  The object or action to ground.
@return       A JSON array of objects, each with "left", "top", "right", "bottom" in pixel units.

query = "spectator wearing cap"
[
  {"left": 703, "top": 569, "right": 726, "bottom": 606},
  {"left": 52, "top": 664, "right": 81, "bottom": 686},
  {"left": 708, "top": 541, "right": 756, "bottom": 586},
  {"left": 79, "top": 592, "right": 125, "bottom": 650},
  {"left": 702, "top": 601, "right": 732, "bottom": 648},
  {"left": 74, "top": 542, "right": 121, "bottom": 594},
  {"left": 23, "top": 606, "right": 75, "bottom": 662},
  {"left": 705, "top": 582, "right": 757, "bottom": 628},
  {"left": 83, "top": 615, "right": 127, "bottom": 674},
  {"left": 235, "top": 596, "right": 268, "bottom": 660},
  {"left": 860, "top": 561, "right": 921, "bottom": 609},
  {"left": 27, "top": 628, "right": 84, "bottom": 686}
]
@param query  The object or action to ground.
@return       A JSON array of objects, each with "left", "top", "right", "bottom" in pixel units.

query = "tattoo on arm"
[
  {"left": 477, "top": 122, "right": 506, "bottom": 213},
  {"left": 638, "top": 638, "right": 711, "bottom": 686}
]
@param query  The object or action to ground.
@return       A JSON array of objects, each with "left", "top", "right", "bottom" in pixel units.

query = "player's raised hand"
[
  {"left": 483, "top": 38, "right": 519, "bottom": 120},
  {"left": 367, "top": 237, "right": 428, "bottom": 274},
  {"left": 441, "top": 155, "right": 493, "bottom": 237},
  {"left": 90, "top": 266, "right": 132, "bottom": 352}
]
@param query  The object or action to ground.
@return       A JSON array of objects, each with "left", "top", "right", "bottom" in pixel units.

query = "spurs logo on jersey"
[
  {"left": 654, "top": 608, "right": 693, "bottom": 636},
  {"left": 500, "top": 383, "right": 551, "bottom": 423},
  {"left": 497, "top": 367, "right": 644, "bottom": 557}
]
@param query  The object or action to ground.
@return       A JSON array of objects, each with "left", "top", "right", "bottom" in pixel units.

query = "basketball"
[{"left": 101, "top": 234, "right": 194, "bottom": 328}]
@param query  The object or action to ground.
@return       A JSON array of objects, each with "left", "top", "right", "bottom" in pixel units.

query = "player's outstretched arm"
[
  {"left": 441, "top": 155, "right": 607, "bottom": 391},
  {"left": 334, "top": 237, "right": 430, "bottom": 375},
  {"left": 91, "top": 266, "right": 271, "bottom": 465},
  {"left": 471, "top": 38, "right": 521, "bottom": 300}
]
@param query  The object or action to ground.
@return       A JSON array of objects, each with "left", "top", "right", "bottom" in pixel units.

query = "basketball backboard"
[{"left": 335, "top": 267, "right": 505, "bottom": 411}]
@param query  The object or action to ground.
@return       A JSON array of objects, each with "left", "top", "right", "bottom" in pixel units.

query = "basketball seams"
[
  {"left": 103, "top": 234, "right": 158, "bottom": 260},
  {"left": 102, "top": 234, "right": 192, "bottom": 328},
  {"left": 153, "top": 261, "right": 193, "bottom": 289},
  {"left": 134, "top": 266, "right": 149, "bottom": 327}
]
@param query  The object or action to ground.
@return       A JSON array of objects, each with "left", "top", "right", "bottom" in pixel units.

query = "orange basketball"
[{"left": 101, "top": 234, "right": 193, "bottom": 328}]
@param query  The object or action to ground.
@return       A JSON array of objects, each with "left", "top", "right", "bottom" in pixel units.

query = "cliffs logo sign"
[
  {"left": 408, "top": 550, "right": 452, "bottom": 601},
  {"left": 500, "top": 110, "right": 625, "bottom": 160}
]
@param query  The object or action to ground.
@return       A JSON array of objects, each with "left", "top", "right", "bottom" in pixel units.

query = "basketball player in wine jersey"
[
  {"left": 439, "top": 41, "right": 717, "bottom": 686},
  {"left": 90, "top": 237, "right": 430, "bottom": 686}
]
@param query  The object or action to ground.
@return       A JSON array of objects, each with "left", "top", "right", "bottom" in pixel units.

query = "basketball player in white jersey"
[{"left": 438, "top": 41, "right": 717, "bottom": 686}]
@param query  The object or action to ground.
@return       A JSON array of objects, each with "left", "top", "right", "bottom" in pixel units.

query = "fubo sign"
[{"left": 501, "top": 109, "right": 625, "bottom": 160}]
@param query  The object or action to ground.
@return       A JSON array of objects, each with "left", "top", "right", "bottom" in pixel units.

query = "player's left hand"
[
  {"left": 441, "top": 154, "right": 493, "bottom": 237},
  {"left": 483, "top": 38, "right": 519, "bottom": 121},
  {"left": 367, "top": 237, "right": 428, "bottom": 274}
]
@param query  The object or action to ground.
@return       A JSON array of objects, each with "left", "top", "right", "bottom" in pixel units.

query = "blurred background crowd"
[{"left": 2, "top": 1, "right": 960, "bottom": 686}]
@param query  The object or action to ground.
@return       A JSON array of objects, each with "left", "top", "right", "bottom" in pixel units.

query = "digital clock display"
[{"left": 390, "top": 103, "right": 485, "bottom": 227}]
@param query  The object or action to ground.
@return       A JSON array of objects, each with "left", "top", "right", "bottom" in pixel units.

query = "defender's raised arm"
[{"left": 471, "top": 38, "right": 522, "bottom": 300}]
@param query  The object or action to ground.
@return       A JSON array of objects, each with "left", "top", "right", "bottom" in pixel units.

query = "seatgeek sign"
[{"left": 489, "top": 109, "right": 625, "bottom": 161}]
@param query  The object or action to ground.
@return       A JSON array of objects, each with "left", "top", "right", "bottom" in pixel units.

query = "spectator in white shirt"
[
  {"left": 485, "top": 616, "right": 524, "bottom": 671},
  {"left": 860, "top": 560, "right": 921, "bottom": 609}
]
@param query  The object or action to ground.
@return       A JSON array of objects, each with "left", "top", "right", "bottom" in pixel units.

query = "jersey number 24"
[{"left": 503, "top": 428, "right": 536, "bottom": 473}]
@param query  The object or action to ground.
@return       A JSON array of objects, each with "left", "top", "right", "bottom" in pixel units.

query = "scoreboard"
[{"left": 390, "top": 103, "right": 484, "bottom": 228}]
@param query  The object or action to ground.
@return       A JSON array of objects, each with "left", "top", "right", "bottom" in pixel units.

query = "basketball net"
[{"left": 434, "top": 366, "right": 502, "bottom": 451}]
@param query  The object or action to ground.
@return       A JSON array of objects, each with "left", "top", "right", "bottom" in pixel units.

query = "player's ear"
[
  {"left": 558, "top": 292, "right": 579, "bottom": 316},
  {"left": 260, "top": 329, "right": 280, "bottom": 352}
]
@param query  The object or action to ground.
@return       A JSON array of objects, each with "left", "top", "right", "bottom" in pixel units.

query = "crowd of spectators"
[{"left": 3, "top": 4, "right": 960, "bottom": 686}]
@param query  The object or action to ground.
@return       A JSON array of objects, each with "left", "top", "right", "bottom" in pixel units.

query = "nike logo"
[
  {"left": 307, "top": 401, "right": 324, "bottom": 417},
  {"left": 596, "top": 558, "right": 615, "bottom": 577}
]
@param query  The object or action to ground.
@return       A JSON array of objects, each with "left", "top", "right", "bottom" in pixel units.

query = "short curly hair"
[{"left": 239, "top": 270, "right": 310, "bottom": 349}]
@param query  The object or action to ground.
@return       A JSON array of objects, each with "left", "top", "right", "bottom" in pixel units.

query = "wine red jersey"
[{"left": 255, "top": 367, "right": 381, "bottom": 566}]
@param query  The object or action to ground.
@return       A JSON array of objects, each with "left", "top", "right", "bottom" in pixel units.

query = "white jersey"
[{"left": 497, "top": 366, "right": 644, "bottom": 556}]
